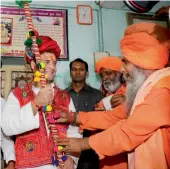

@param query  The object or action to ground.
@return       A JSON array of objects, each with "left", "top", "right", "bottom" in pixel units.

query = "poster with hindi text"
[{"left": 1, "top": 6, "right": 69, "bottom": 60}]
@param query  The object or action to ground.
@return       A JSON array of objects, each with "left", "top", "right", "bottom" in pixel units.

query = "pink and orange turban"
[
  {"left": 121, "top": 22, "right": 170, "bottom": 70},
  {"left": 25, "top": 36, "right": 61, "bottom": 63},
  {"left": 95, "top": 56, "right": 123, "bottom": 74}
]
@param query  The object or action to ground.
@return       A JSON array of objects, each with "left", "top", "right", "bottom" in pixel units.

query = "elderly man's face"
[
  {"left": 99, "top": 68, "right": 117, "bottom": 82},
  {"left": 99, "top": 68, "right": 121, "bottom": 93}
]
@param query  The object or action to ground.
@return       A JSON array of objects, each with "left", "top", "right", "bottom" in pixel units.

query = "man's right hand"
[
  {"left": 56, "top": 111, "right": 69, "bottom": 123},
  {"left": 34, "top": 86, "right": 53, "bottom": 106},
  {"left": 110, "top": 94, "right": 125, "bottom": 108},
  {"left": 56, "top": 111, "right": 81, "bottom": 125}
]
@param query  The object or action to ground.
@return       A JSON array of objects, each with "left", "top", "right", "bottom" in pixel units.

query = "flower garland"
[{"left": 15, "top": 1, "right": 67, "bottom": 168}]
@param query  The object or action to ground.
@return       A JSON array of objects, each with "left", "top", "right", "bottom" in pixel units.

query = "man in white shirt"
[
  {"left": 1, "top": 97, "right": 16, "bottom": 169},
  {"left": 2, "top": 36, "right": 82, "bottom": 169}
]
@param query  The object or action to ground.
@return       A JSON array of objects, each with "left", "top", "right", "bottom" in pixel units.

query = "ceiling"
[{"left": 100, "top": 1, "right": 170, "bottom": 13}]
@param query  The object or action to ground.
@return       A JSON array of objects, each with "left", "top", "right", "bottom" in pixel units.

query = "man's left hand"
[
  {"left": 63, "top": 156, "right": 74, "bottom": 169},
  {"left": 57, "top": 138, "right": 90, "bottom": 153},
  {"left": 110, "top": 94, "right": 125, "bottom": 108}
]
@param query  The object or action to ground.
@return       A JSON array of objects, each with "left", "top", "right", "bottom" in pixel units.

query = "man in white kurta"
[
  {"left": 1, "top": 97, "right": 16, "bottom": 169},
  {"left": 2, "top": 36, "right": 82, "bottom": 169}
]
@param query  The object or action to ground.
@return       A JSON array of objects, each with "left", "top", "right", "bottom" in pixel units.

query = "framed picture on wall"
[
  {"left": 1, "top": 6, "right": 69, "bottom": 60},
  {"left": 126, "top": 13, "right": 170, "bottom": 28}
]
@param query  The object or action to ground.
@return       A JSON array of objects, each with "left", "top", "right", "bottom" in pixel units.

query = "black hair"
[{"left": 69, "top": 58, "right": 88, "bottom": 72}]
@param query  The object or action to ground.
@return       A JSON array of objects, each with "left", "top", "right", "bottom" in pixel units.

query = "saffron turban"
[
  {"left": 25, "top": 36, "right": 61, "bottom": 63},
  {"left": 124, "top": 22, "right": 170, "bottom": 49},
  {"left": 120, "top": 32, "right": 169, "bottom": 70},
  {"left": 121, "top": 22, "right": 169, "bottom": 70},
  {"left": 95, "top": 56, "right": 123, "bottom": 74}
]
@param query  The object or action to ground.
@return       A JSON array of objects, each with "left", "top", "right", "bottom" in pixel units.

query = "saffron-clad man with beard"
[
  {"left": 95, "top": 56, "right": 126, "bottom": 111},
  {"left": 56, "top": 22, "right": 170, "bottom": 169},
  {"left": 1, "top": 36, "right": 82, "bottom": 169}
]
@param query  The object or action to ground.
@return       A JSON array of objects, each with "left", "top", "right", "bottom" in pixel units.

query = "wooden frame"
[
  {"left": 1, "top": 65, "right": 33, "bottom": 99},
  {"left": 76, "top": 5, "right": 93, "bottom": 25},
  {"left": 126, "top": 13, "right": 170, "bottom": 28}
]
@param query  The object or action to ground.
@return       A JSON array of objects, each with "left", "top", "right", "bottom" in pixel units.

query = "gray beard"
[
  {"left": 103, "top": 73, "right": 122, "bottom": 93},
  {"left": 125, "top": 66, "right": 148, "bottom": 115}
]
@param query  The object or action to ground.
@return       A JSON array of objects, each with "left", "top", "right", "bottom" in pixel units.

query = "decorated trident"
[{"left": 15, "top": 0, "right": 67, "bottom": 168}]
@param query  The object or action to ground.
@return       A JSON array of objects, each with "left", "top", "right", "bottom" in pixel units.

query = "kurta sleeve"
[
  {"left": 2, "top": 92, "right": 39, "bottom": 136},
  {"left": 79, "top": 103, "right": 127, "bottom": 131},
  {"left": 89, "top": 88, "right": 170, "bottom": 159}
]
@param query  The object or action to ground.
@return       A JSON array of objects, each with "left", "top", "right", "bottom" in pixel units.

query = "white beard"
[
  {"left": 103, "top": 73, "right": 122, "bottom": 93},
  {"left": 125, "top": 66, "right": 148, "bottom": 115}
]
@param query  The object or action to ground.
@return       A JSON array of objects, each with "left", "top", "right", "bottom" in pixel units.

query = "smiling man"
[
  {"left": 95, "top": 56, "right": 126, "bottom": 110},
  {"left": 2, "top": 36, "right": 82, "bottom": 169}
]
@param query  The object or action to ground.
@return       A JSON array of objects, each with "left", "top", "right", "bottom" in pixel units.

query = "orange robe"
[{"left": 88, "top": 69, "right": 170, "bottom": 169}]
